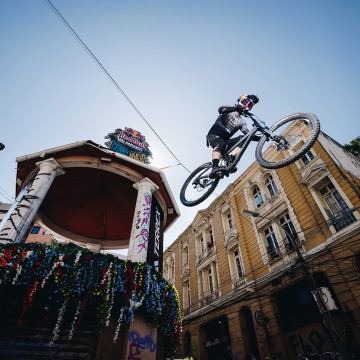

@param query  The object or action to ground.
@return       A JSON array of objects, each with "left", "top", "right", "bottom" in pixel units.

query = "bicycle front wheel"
[
  {"left": 255, "top": 112, "right": 320, "bottom": 169},
  {"left": 180, "top": 162, "right": 220, "bottom": 207}
]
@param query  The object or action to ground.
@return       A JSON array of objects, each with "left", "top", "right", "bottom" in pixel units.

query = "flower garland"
[{"left": 0, "top": 242, "right": 181, "bottom": 356}]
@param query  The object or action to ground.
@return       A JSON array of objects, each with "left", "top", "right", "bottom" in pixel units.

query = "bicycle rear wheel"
[
  {"left": 255, "top": 112, "right": 320, "bottom": 169},
  {"left": 180, "top": 162, "right": 220, "bottom": 207}
]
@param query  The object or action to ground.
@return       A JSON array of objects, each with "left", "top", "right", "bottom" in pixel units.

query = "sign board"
[
  {"left": 146, "top": 196, "right": 164, "bottom": 274},
  {"left": 105, "top": 127, "right": 152, "bottom": 163}
]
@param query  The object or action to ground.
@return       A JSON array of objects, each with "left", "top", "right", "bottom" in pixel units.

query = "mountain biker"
[{"left": 206, "top": 94, "right": 260, "bottom": 179}]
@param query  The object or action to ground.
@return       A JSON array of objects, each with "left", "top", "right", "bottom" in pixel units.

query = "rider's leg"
[
  {"left": 211, "top": 150, "right": 221, "bottom": 169},
  {"left": 206, "top": 134, "right": 227, "bottom": 178},
  {"left": 209, "top": 150, "right": 223, "bottom": 179}
]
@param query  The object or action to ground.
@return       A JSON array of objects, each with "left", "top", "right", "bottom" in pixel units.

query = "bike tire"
[
  {"left": 180, "top": 162, "right": 220, "bottom": 207},
  {"left": 255, "top": 112, "right": 320, "bottom": 169}
]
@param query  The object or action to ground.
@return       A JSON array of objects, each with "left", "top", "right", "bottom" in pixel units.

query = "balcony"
[
  {"left": 233, "top": 277, "right": 245, "bottom": 291},
  {"left": 197, "top": 247, "right": 215, "bottom": 265},
  {"left": 202, "top": 291, "right": 219, "bottom": 305},
  {"left": 329, "top": 210, "right": 356, "bottom": 231}
]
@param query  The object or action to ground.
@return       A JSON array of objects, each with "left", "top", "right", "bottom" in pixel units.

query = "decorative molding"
[{"left": 301, "top": 163, "right": 328, "bottom": 186}]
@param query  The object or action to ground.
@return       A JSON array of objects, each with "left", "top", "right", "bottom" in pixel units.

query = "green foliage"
[{"left": 344, "top": 136, "right": 360, "bottom": 158}]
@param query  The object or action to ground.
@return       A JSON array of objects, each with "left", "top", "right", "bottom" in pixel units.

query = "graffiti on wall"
[
  {"left": 133, "top": 192, "right": 152, "bottom": 255},
  {"left": 127, "top": 330, "right": 156, "bottom": 360},
  {"left": 288, "top": 330, "right": 341, "bottom": 359},
  {"left": 126, "top": 313, "right": 157, "bottom": 360},
  {"left": 298, "top": 352, "right": 342, "bottom": 360}
]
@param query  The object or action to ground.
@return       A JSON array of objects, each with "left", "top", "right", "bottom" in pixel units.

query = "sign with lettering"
[
  {"left": 146, "top": 196, "right": 164, "bottom": 274},
  {"left": 104, "top": 127, "right": 152, "bottom": 163}
]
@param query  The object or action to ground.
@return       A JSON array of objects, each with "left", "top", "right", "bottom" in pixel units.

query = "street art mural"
[
  {"left": 126, "top": 314, "right": 157, "bottom": 360},
  {"left": 132, "top": 191, "right": 152, "bottom": 256},
  {"left": 105, "top": 127, "right": 152, "bottom": 164}
]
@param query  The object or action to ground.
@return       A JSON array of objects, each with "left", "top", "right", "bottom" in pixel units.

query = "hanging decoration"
[{"left": 0, "top": 241, "right": 181, "bottom": 356}]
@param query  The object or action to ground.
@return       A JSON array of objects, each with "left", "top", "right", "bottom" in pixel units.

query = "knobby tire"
[
  {"left": 180, "top": 162, "right": 220, "bottom": 207},
  {"left": 255, "top": 112, "right": 320, "bottom": 169}
]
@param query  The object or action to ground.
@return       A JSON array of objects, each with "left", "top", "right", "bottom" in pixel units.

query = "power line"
[
  {"left": 0, "top": 186, "right": 14, "bottom": 203},
  {"left": 45, "top": 0, "right": 191, "bottom": 174}
]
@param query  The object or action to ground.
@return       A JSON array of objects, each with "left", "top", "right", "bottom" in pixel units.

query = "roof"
[{"left": 15, "top": 140, "right": 180, "bottom": 249}]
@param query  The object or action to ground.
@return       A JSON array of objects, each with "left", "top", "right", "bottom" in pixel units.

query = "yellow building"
[{"left": 164, "top": 132, "right": 360, "bottom": 360}]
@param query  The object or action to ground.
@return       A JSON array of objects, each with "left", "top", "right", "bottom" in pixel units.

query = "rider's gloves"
[{"left": 235, "top": 105, "right": 245, "bottom": 114}]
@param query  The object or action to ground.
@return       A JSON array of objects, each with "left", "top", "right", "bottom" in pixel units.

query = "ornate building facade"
[{"left": 164, "top": 133, "right": 360, "bottom": 360}]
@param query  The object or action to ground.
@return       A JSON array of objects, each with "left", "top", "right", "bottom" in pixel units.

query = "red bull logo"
[{"left": 124, "top": 127, "right": 146, "bottom": 141}]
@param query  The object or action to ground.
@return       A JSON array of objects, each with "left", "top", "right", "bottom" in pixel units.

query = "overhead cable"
[{"left": 45, "top": 0, "right": 190, "bottom": 173}]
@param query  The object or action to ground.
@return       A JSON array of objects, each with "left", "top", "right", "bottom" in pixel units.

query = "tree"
[{"left": 344, "top": 136, "right": 360, "bottom": 158}]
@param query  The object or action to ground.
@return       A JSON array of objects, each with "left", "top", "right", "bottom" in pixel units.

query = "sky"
[{"left": 0, "top": 0, "right": 359, "bottom": 251}]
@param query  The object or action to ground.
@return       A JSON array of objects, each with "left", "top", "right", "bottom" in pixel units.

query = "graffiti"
[
  {"left": 255, "top": 322, "right": 267, "bottom": 354},
  {"left": 298, "top": 352, "right": 342, "bottom": 360},
  {"left": 0, "top": 179, "right": 39, "bottom": 243},
  {"left": 127, "top": 343, "right": 141, "bottom": 360},
  {"left": 134, "top": 192, "right": 152, "bottom": 254},
  {"left": 127, "top": 330, "right": 156, "bottom": 359},
  {"left": 289, "top": 331, "right": 327, "bottom": 356},
  {"left": 154, "top": 207, "right": 161, "bottom": 257}
]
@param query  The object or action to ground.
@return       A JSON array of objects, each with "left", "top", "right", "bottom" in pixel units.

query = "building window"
[
  {"left": 279, "top": 213, "right": 297, "bottom": 251},
  {"left": 165, "top": 264, "right": 169, "bottom": 280},
  {"left": 43, "top": 229, "right": 50, "bottom": 235},
  {"left": 227, "top": 212, "right": 233, "bottom": 229},
  {"left": 171, "top": 259, "right": 175, "bottom": 279},
  {"left": 209, "top": 229, "right": 214, "bottom": 246},
  {"left": 266, "top": 175, "right": 278, "bottom": 197},
  {"left": 208, "top": 268, "right": 213, "bottom": 294},
  {"left": 264, "top": 225, "right": 280, "bottom": 260},
  {"left": 319, "top": 182, "right": 356, "bottom": 231},
  {"left": 301, "top": 150, "right": 314, "bottom": 165},
  {"left": 183, "top": 281, "right": 191, "bottom": 310},
  {"left": 234, "top": 250, "right": 243, "bottom": 279},
  {"left": 200, "top": 236, "right": 206, "bottom": 254},
  {"left": 31, "top": 226, "right": 41, "bottom": 234},
  {"left": 187, "top": 282, "right": 191, "bottom": 308},
  {"left": 253, "top": 186, "right": 264, "bottom": 208},
  {"left": 182, "top": 246, "right": 189, "bottom": 266}
]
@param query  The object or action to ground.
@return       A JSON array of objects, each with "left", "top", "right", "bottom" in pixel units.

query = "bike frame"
[{"left": 221, "top": 112, "right": 268, "bottom": 174}]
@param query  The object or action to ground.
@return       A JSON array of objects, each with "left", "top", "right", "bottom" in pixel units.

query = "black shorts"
[{"left": 206, "top": 134, "right": 243, "bottom": 154}]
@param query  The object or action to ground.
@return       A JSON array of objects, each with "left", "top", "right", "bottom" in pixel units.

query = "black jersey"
[{"left": 207, "top": 106, "right": 248, "bottom": 140}]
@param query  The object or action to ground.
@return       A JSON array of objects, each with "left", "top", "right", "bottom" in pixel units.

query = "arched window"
[
  {"left": 266, "top": 175, "right": 278, "bottom": 197},
  {"left": 253, "top": 186, "right": 264, "bottom": 208}
]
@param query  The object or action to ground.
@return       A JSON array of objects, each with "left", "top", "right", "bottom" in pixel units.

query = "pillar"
[
  {"left": 127, "top": 177, "right": 159, "bottom": 263},
  {"left": 0, "top": 158, "right": 65, "bottom": 244}
]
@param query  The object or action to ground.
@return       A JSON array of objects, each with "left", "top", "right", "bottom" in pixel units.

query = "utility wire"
[
  {"left": 45, "top": 0, "right": 190, "bottom": 173},
  {"left": 0, "top": 186, "right": 14, "bottom": 203}
]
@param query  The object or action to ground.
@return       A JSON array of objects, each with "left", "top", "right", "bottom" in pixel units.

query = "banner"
[{"left": 146, "top": 195, "right": 164, "bottom": 274}]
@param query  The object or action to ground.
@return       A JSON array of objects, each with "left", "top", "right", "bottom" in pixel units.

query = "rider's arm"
[{"left": 218, "top": 105, "right": 244, "bottom": 115}]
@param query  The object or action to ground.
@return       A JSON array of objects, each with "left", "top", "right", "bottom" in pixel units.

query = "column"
[
  {"left": 0, "top": 158, "right": 65, "bottom": 244},
  {"left": 128, "top": 177, "right": 159, "bottom": 263}
]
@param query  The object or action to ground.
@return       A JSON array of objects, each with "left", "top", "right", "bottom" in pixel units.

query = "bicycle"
[{"left": 180, "top": 111, "right": 320, "bottom": 207}]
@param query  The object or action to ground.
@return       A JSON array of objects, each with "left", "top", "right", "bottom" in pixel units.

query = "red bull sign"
[{"left": 104, "top": 127, "right": 152, "bottom": 163}]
